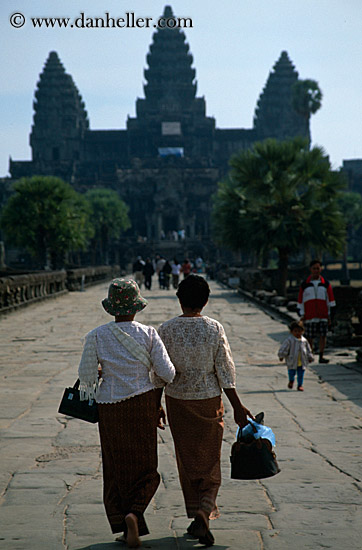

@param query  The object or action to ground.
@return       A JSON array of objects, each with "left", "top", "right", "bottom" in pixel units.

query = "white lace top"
[
  {"left": 78, "top": 321, "right": 175, "bottom": 404},
  {"left": 156, "top": 316, "right": 236, "bottom": 400}
]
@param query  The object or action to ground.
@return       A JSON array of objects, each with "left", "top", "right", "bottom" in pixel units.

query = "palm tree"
[
  {"left": 213, "top": 138, "right": 346, "bottom": 296},
  {"left": 292, "top": 79, "right": 322, "bottom": 143},
  {"left": 337, "top": 191, "right": 362, "bottom": 283}
]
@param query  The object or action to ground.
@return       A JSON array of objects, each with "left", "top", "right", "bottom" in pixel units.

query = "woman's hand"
[
  {"left": 157, "top": 406, "right": 166, "bottom": 430},
  {"left": 223, "top": 388, "right": 254, "bottom": 429},
  {"left": 234, "top": 404, "right": 254, "bottom": 428}
]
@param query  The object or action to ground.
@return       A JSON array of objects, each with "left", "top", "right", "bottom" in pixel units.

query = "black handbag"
[
  {"left": 58, "top": 379, "right": 99, "bottom": 423},
  {"left": 230, "top": 424, "right": 280, "bottom": 480}
]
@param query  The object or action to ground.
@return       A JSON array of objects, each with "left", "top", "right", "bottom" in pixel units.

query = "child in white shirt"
[{"left": 278, "top": 321, "right": 314, "bottom": 391}]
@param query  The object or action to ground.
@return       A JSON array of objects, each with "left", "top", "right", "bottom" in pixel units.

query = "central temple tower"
[{"left": 126, "top": 5, "right": 215, "bottom": 159}]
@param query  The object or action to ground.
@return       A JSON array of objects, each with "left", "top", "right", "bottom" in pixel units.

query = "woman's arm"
[
  {"left": 78, "top": 331, "right": 99, "bottom": 400},
  {"left": 223, "top": 388, "right": 254, "bottom": 428},
  {"left": 151, "top": 328, "right": 176, "bottom": 383},
  {"left": 154, "top": 387, "right": 166, "bottom": 430}
]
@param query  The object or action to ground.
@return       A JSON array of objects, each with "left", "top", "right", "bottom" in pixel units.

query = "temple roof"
[
  {"left": 253, "top": 51, "right": 307, "bottom": 140},
  {"left": 32, "top": 51, "right": 89, "bottom": 134},
  {"left": 142, "top": 5, "right": 197, "bottom": 112}
]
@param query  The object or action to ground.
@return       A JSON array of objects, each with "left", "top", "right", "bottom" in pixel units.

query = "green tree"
[
  {"left": 85, "top": 189, "right": 131, "bottom": 265},
  {"left": 213, "top": 138, "right": 346, "bottom": 295},
  {"left": 0, "top": 176, "right": 93, "bottom": 269},
  {"left": 337, "top": 191, "right": 362, "bottom": 282},
  {"left": 292, "top": 79, "right": 322, "bottom": 142}
]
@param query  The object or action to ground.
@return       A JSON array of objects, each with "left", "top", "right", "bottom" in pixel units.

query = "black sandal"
[
  {"left": 199, "top": 529, "right": 215, "bottom": 547},
  {"left": 187, "top": 520, "right": 198, "bottom": 538},
  {"left": 192, "top": 513, "right": 215, "bottom": 547}
]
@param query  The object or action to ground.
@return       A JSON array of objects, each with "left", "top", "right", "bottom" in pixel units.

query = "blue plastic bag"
[{"left": 237, "top": 418, "right": 276, "bottom": 447}]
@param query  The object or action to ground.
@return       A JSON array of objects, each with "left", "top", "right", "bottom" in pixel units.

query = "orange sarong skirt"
[{"left": 166, "top": 394, "right": 224, "bottom": 520}]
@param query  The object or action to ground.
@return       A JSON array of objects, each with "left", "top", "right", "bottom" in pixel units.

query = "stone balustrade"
[
  {"left": 0, "top": 266, "right": 121, "bottom": 313},
  {"left": 66, "top": 266, "right": 120, "bottom": 291},
  {"left": 0, "top": 271, "right": 68, "bottom": 313}
]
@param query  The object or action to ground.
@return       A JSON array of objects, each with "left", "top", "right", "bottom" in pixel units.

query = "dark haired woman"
[{"left": 156, "top": 275, "right": 253, "bottom": 546}]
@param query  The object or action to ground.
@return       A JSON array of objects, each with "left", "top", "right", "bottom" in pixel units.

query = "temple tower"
[
  {"left": 253, "top": 51, "right": 308, "bottom": 141},
  {"left": 30, "top": 51, "right": 89, "bottom": 179},
  {"left": 127, "top": 5, "right": 215, "bottom": 158},
  {"left": 140, "top": 5, "right": 196, "bottom": 118}
]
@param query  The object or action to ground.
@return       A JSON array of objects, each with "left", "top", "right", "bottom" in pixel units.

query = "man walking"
[
  {"left": 298, "top": 260, "right": 336, "bottom": 363},
  {"left": 132, "top": 256, "right": 145, "bottom": 289}
]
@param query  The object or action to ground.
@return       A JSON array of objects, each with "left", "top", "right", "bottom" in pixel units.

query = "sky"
[{"left": 1, "top": 0, "right": 361, "bottom": 177}]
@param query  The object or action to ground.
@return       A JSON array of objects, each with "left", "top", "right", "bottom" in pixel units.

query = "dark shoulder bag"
[
  {"left": 58, "top": 379, "right": 99, "bottom": 423},
  {"left": 230, "top": 424, "right": 280, "bottom": 480}
]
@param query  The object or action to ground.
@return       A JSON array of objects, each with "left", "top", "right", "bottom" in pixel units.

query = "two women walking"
[{"left": 78, "top": 275, "right": 252, "bottom": 548}]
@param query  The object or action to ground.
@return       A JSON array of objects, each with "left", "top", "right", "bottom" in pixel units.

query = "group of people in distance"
[
  {"left": 76, "top": 259, "right": 335, "bottom": 547},
  {"left": 133, "top": 255, "right": 199, "bottom": 291}
]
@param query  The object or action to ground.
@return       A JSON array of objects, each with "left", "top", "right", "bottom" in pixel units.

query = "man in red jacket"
[{"left": 298, "top": 260, "right": 336, "bottom": 364}]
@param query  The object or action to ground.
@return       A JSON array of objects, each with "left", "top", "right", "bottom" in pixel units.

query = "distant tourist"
[
  {"left": 298, "top": 260, "right": 336, "bottom": 363},
  {"left": 278, "top": 321, "right": 314, "bottom": 391},
  {"left": 156, "top": 275, "right": 253, "bottom": 546},
  {"left": 143, "top": 258, "right": 155, "bottom": 290},
  {"left": 180, "top": 258, "right": 191, "bottom": 279},
  {"left": 195, "top": 256, "right": 204, "bottom": 273},
  {"left": 161, "top": 260, "right": 172, "bottom": 290},
  {"left": 78, "top": 279, "right": 175, "bottom": 548},
  {"left": 132, "top": 256, "right": 145, "bottom": 289},
  {"left": 171, "top": 258, "right": 181, "bottom": 289},
  {"left": 156, "top": 256, "right": 166, "bottom": 289}
]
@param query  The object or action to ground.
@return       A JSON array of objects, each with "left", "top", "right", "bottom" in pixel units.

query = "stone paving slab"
[{"left": 0, "top": 279, "right": 362, "bottom": 549}]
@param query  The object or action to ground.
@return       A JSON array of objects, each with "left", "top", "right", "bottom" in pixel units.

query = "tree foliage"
[
  {"left": 337, "top": 191, "right": 362, "bottom": 275},
  {"left": 337, "top": 191, "right": 362, "bottom": 232},
  {"left": 85, "top": 188, "right": 131, "bottom": 264},
  {"left": 213, "top": 138, "right": 346, "bottom": 295},
  {"left": 292, "top": 79, "right": 322, "bottom": 119},
  {"left": 0, "top": 176, "right": 93, "bottom": 268}
]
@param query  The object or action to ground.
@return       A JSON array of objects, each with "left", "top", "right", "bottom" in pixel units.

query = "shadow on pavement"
[
  {"left": 267, "top": 330, "right": 289, "bottom": 343},
  {"left": 243, "top": 389, "right": 290, "bottom": 394},
  {"left": 75, "top": 535, "right": 229, "bottom": 549},
  {"left": 310, "top": 360, "right": 362, "bottom": 410},
  {"left": 249, "top": 362, "right": 281, "bottom": 367},
  {"left": 75, "top": 543, "right": 120, "bottom": 549}
]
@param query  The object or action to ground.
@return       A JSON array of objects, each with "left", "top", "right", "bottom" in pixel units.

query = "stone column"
[
  {"left": 0, "top": 241, "right": 6, "bottom": 269},
  {"left": 189, "top": 215, "right": 196, "bottom": 239},
  {"left": 146, "top": 214, "right": 153, "bottom": 241},
  {"left": 156, "top": 213, "right": 163, "bottom": 240}
]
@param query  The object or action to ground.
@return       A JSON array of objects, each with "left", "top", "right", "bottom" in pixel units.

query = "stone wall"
[
  {"left": 66, "top": 266, "right": 121, "bottom": 291},
  {"left": 332, "top": 286, "right": 362, "bottom": 345},
  {"left": 0, "top": 266, "right": 120, "bottom": 313},
  {"left": 0, "top": 271, "right": 68, "bottom": 313}
]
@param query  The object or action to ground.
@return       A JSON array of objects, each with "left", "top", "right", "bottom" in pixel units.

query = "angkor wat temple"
[{"left": 9, "top": 5, "right": 313, "bottom": 257}]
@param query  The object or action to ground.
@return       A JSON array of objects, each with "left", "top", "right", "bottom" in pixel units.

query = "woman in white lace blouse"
[
  {"left": 78, "top": 278, "right": 175, "bottom": 548},
  {"left": 157, "top": 275, "right": 253, "bottom": 547}
]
